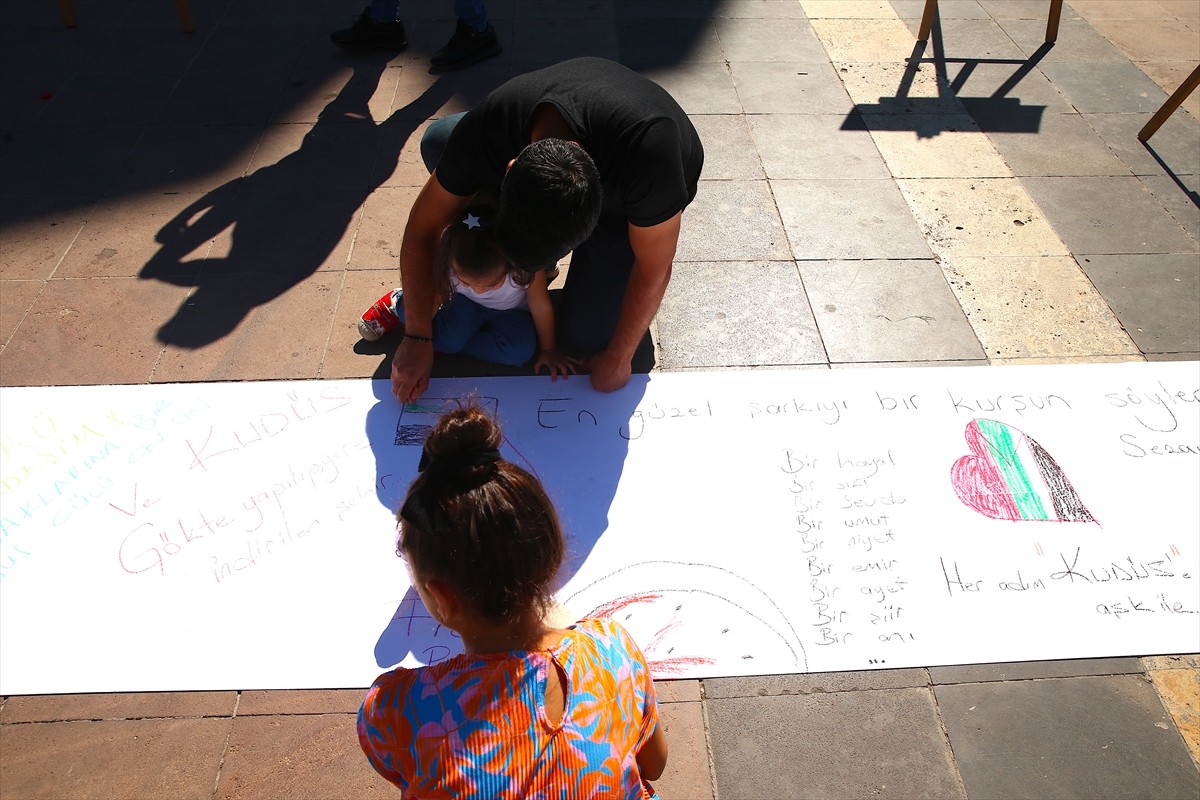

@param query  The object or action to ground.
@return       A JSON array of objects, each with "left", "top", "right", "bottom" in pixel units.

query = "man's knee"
[{"left": 420, "top": 112, "right": 467, "bottom": 173}]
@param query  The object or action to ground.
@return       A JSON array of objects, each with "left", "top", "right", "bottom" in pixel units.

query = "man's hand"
[
  {"left": 391, "top": 338, "right": 434, "bottom": 403},
  {"left": 586, "top": 347, "right": 632, "bottom": 393}
]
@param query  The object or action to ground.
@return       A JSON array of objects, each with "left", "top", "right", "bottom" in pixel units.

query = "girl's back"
[{"left": 358, "top": 617, "right": 659, "bottom": 799}]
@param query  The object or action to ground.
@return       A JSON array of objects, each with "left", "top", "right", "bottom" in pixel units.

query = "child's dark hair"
[
  {"left": 435, "top": 201, "right": 532, "bottom": 301},
  {"left": 494, "top": 138, "right": 603, "bottom": 270},
  {"left": 397, "top": 404, "right": 564, "bottom": 624}
]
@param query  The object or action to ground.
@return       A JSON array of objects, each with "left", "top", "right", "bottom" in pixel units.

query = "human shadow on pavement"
[{"left": 139, "top": 54, "right": 455, "bottom": 348}]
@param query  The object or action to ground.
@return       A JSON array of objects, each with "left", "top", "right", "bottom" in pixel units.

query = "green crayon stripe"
[{"left": 977, "top": 419, "right": 1047, "bottom": 520}]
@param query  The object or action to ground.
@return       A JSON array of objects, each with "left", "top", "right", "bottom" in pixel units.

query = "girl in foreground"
[{"left": 357, "top": 404, "right": 667, "bottom": 798}]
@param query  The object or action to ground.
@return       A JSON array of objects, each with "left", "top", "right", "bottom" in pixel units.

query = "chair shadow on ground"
[{"left": 843, "top": 8, "right": 1052, "bottom": 138}]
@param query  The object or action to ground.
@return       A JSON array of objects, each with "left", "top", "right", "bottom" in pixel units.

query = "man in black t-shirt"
[{"left": 389, "top": 58, "right": 704, "bottom": 402}]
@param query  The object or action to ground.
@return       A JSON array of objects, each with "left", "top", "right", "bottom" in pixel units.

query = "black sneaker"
[
  {"left": 431, "top": 20, "right": 502, "bottom": 70},
  {"left": 331, "top": 8, "right": 407, "bottom": 51}
]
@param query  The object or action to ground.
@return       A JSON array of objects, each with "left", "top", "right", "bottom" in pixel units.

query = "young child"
[
  {"left": 358, "top": 404, "right": 668, "bottom": 798},
  {"left": 358, "top": 202, "right": 578, "bottom": 380}
]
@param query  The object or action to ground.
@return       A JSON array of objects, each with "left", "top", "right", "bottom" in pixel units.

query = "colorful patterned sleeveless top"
[{"left": 358, "top": 617, "right": 661, "bottom": 798}]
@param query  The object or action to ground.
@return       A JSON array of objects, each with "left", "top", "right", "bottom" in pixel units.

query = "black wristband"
[{"left": 402, "top": 333, "right": 433, "bottom": 343}]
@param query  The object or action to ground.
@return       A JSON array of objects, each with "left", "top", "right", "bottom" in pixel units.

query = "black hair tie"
[{"left": 400, "top": 447, "right": 501, "bottom": 532}]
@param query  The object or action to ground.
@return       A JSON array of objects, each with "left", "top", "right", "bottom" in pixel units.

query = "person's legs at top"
[
  {"left": 432, "top": 1, "right": 501, "bottom": 71},
  {"left": 331, "top": 0, "right": 407, "bottom": 50},
  {"left": 458, "top": 307, "right": 537, "bottom": 366},
  {"left": 556, "top": 216, "right": 636, "bottom": 358},
  {"left": 454, "top": 0, "right": 487, "bottom": 29},
  {"left": 420, "top": 112, "right": 467, "bottom": 173}
]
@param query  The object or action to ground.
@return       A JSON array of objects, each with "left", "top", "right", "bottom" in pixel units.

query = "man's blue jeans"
[{"left": 369, "top": 0, "right": 488, "bottom": 31}]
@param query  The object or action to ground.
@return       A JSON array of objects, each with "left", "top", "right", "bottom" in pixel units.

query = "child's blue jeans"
[
  {"left": 370, "top": 0, "right": 488, "bottom": 30},
  {"left": 393, "top": 291, "right": 536, "bottom": 366}
]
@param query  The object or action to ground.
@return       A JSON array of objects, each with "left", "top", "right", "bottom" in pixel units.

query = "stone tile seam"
[
  {"left": 315, "top": 270, "right": 351, "bottom": 379},
  {"left": 926, "top": 681, "right": 971, "bottom": 800},
  {"left": 212, "top": 691, "right": 240, "bottom": 800},
  {"left": 697, "top": 681, "right": 721, "bottom": 800}
]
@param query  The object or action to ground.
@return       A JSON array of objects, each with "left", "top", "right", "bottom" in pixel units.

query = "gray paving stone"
[
  {"left": 617, "top": 16, "right": 723, "bottom": 66},
  {"left": 1087, "top": 16, "right": 1200, "bottom": 63},
  {"left": 994, "top": 17, "right": 1130, "bottom": 63},
  {"left": 0, "top": 126, "right": 143, "bottom": 204},
  {"left": 510, "top": 18, "right": 619, "bottom": 63},
  {"left": 1076, "top": 253, "right": 1200, "bottom": 354},
  {"left": 190, "top": 24, "right": 316, "bottom": 73},
  {"left": 0, "top": 278, "right": 41, "bottom": 345},
  {"left": 979, "top": 111, "right": 1131, "bottom": 177},
  {"left": 0, "top": 195, "right": 92, "bottom": 281},
  {"left": 714, "top": 15, "right": 830, "bottom": 63},
  {"left": 929, "top": 657, "right": 1145, "bottom": 684},
  {"left": 637, "top": 62, "right": 743, "bottom": 115},
  {"left": 773, "top": 179, "right": 934, "bottom": 260},
  {"left": 0, "top": 692, "right": 238, "bottom": 723},
  {"left": 675, "top": 180, "right": 791, "bottom": 262},
  {"left": 158, "top": 68, "right": 292, "bottom": 127},
  {"left": 747, "top": 113, "right": 890, "bottom": 180},
  {"left": 0, "top": 718, "right": 230, "bottom": 800},
  {"left": 1082, "top": 112, "right": 1200, "bottom": 177},
  {"left": 715, "top": 0, "right": 812, "bottom": 19},
  {"left": 0, "top": 276, "right": 184, "bottom": 386},
  {"left": 704, "top": 668, "right": 930, "bottom": 698},
  {"left": 898, "top": 18, "right": 1028, "bottom": 60},
  {"left": 974, "top": 0, "right": 1067, "bottom": 18},
  {"left": 800, "top": 259, "right": 986, "bottom": 362},
  {"left": 707, "top": 688, "right": 965, "bottom": 799},
  {"left": 653, "top": 701, "right": 715, "bottom": 800},
  {"left": 946, "top": 61, "right": 1077, "bottom": 118},
  {"left": 1145, "top": 352, "right": 1200, "bottom": 362},
  {"left": 1038, "top": 61, "right": 1170, "bottom": 114},
  {"left": 1019, "top": 176, "right": 1198, "bottom": 255},
  {"left": 655, "top": 260, "right": 826, "bottom": 368},
  {"left": 34, "top": 69, "right": 181, "bottom": 129},
  {"left": 730, "top": 61, "right": 853, "bottom": 115},
  {"left": 690, "top": 114, "right": 765, "bottom": 180},
  {"left": 1138, "top": 175, "right": 1200, "bottom": 243},
  {"left": 936, "top": 675, "right": 1200, "bottom": 800},
  {"left": 114, "top": 124, "right": 261, "bottom": 196},
  {"left": 614, "top": 1, "right": 720, "bottom": 19},
  {"left": 831, "top": 359, "right": 988, "bottom": 368},
  {"left": 217, "top": 713, "right": 395, "bottom": 799},
  {"left": 153, "top": 271, "right": 345, "bottom": 382},
  {"left": 891, "top": 0, "right": 990, "bottom": 20}
]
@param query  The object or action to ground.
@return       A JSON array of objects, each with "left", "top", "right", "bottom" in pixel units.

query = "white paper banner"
[{"left": 1, "top": 362, "right": 1197, "bottom": 694}]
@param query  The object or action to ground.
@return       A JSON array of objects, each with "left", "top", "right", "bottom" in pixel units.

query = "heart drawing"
[{"left": 951, "top": 419, "right": 1095, "bottom": 523}]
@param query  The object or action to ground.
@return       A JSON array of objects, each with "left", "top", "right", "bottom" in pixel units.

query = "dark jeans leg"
[
  {"left": 420, "top": 112, "right": 467, "bottom": 173},
  {"left": 557, "top": 215, "right": 635, "bottom": 358}
]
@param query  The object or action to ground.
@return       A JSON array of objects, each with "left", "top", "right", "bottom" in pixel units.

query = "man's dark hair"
[{"left": 495, "top": 138, "right": 602, "bottom": 270}]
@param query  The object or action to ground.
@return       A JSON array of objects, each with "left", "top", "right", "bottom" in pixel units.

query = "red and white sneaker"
[{"left": 358, "top": 289, "right": 402, "bottom": 341}]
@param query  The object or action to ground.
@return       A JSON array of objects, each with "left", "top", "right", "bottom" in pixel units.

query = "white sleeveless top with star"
[{"left": 451, "top": 273, "right": 529, "bottom": 311}]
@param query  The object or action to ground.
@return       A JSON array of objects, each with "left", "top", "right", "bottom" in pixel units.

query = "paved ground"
[{"left": 1, "top": 0, "right": 1198, "bottom": 798}]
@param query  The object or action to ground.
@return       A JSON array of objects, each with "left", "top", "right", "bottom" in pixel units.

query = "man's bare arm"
[
  {"left": 390, "top": 172, "right": 472, "bottom": 402},
  {"left": 588, "top": 212, "right": 681, "bottom": 393}
]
